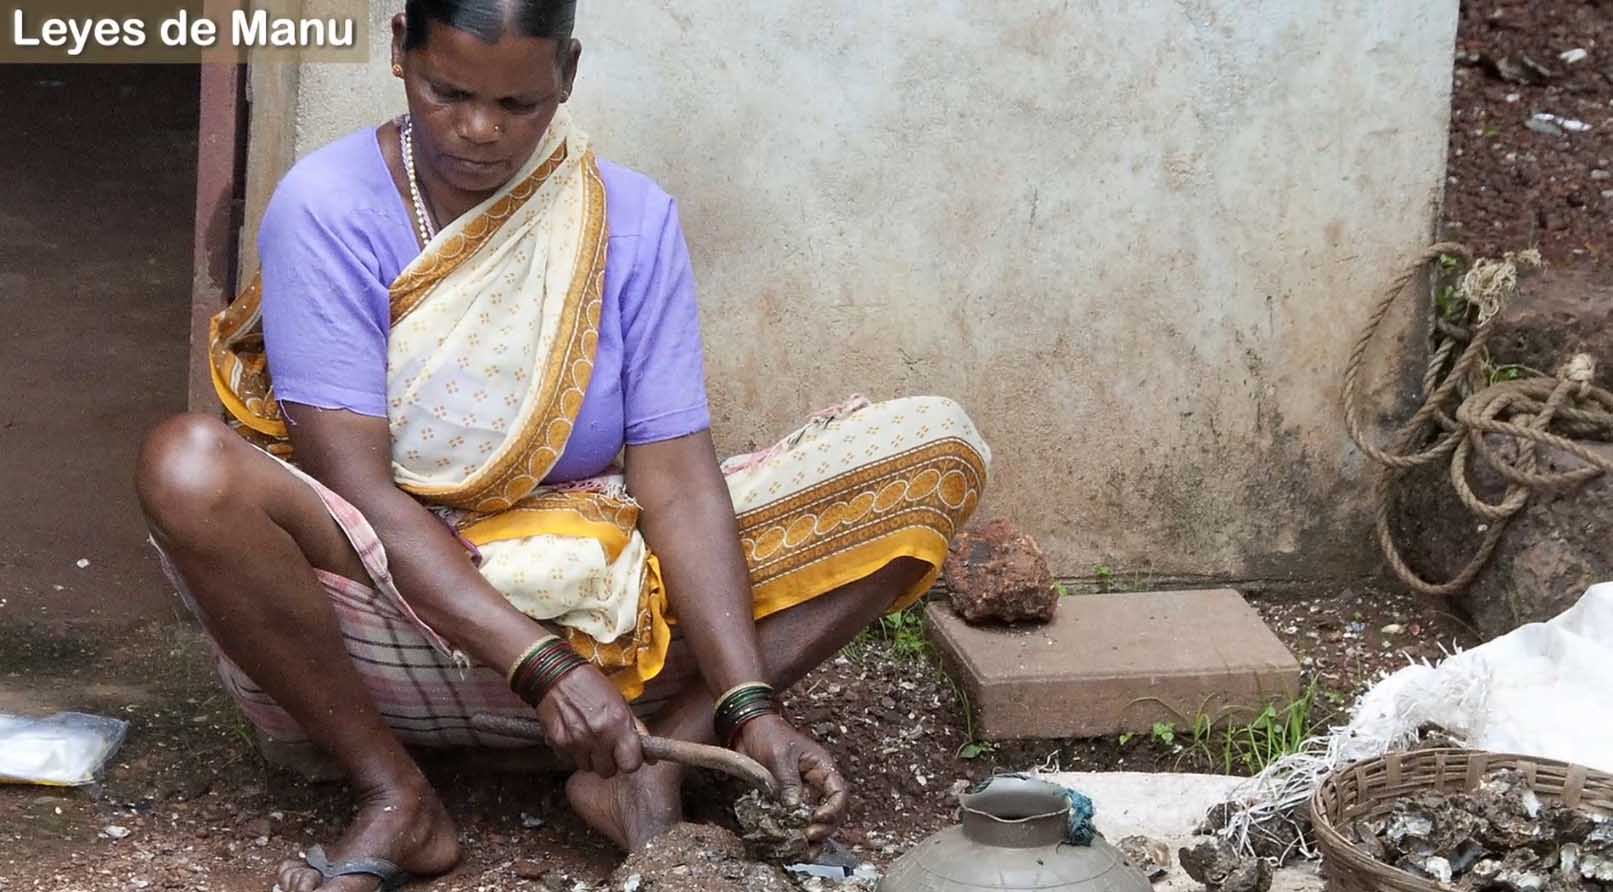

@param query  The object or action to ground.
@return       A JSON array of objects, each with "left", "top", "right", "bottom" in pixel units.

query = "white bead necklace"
[{"left": 400, "top": 115, "right": 437, "bottom": 244}]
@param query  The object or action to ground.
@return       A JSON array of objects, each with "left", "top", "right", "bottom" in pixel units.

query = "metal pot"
[{"left": 879, "top": 776, "right": 1154, "bottom": 892}]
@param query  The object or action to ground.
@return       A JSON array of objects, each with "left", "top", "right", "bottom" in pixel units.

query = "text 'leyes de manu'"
[{"left": 10, "top": 9, "right": 355, "bottom": 56}]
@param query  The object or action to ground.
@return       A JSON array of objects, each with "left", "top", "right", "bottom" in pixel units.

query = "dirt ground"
[
  {"left": 0, "top": 62, "right": 195, "bottom": 627},
  {"left": 1, "top": 2, "right": 1606, "bottom": 889},
  {"left": 1443, "top": 0, "right": 1612, "bottom": 266},
  {"left": 0, "top": 586, "right": 1476, "bottom": 891}
]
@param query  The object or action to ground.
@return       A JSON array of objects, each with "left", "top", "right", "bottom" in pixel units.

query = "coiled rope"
[{"left": 1342, "top": 243, "right": 1613, "bottom": 596}]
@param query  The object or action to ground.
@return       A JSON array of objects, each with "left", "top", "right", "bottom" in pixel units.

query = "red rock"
[
  {"left": 514, "top": 859, "right": 547, "bottom": 880},
  {"left": 942, "top": 518, "right": 1056, "bottom": 624}
]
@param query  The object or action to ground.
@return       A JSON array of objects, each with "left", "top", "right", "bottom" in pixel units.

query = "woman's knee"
[{"left": 135, "top": 413, "right": 244, "bottom": 538}]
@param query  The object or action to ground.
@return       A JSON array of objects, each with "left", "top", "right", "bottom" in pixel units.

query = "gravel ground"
[
  {"left": 1443, "top": 0, "right": 1613, "bottom": 266},
  {"left": 0, "top": 585, "right": 1477, "bottom": 891}
]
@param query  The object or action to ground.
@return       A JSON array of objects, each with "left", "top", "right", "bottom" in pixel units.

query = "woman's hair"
[{"left": 403, "top": 0, "right": 576, "bottom": 49}]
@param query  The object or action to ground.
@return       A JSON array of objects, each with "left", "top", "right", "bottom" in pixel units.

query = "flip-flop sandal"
[{"left": 297, "top": 844, "right": 415, "bottom": 890}]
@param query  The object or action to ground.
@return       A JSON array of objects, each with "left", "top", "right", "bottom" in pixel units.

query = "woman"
[{"left": 135, "top": 1, "right": 988, "bottom": 889}]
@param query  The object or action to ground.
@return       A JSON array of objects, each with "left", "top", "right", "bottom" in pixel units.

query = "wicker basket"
[{"left": 1309, "top": 748, "right": 1613, "bottom": 892}]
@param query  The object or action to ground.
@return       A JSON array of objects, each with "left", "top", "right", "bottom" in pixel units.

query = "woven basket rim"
[{"left": 1308, "top": 748, "right": 1613, "bottom": 892}]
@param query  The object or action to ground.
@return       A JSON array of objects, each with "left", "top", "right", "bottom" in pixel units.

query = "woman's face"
[{"left": 392, "top": 16, "right": 579, "bottom": 195}]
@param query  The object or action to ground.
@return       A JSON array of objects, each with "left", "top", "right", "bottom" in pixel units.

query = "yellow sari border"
[{"left": 461, "top": 508, "right": 631, "bottom": 564}]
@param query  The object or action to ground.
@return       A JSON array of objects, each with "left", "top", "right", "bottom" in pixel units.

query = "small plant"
[
  {"left": 1118, "top": 732, "right": 1135, "bottom": 746},
  {"left": 847, "top": 603, "right": 930, "bottom": 663},
  {"left": 1487, "top": 363, "right": 1533, "bottom": 385},
  {"left": 939, "top": 670, "right": 992, "bottom": 762},
  {"left": 1052, "top": 581, "right": 1074, "bottom": 598},
  {"left": 880, "top": 607, "right": 929, "bottom": 660},
  {"left": 1436, "top": 282, "right": 1462, "bottom": 320},
  {"left": 958, "top": 740, "right": 997, "bottom": 760},
  {"left": 1435, "top": 253, "right": 1467, "bottom": 321},
  {"left": 1094, "top": 564, "right": 1115, "bottom": 593},
  {"left": 1151, "top": 721, "right": 1176, "bottom": 747}
]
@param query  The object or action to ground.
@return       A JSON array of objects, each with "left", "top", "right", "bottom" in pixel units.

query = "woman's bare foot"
[
  {"left": 566, "top": 761, "right": 684, "bottom": 852},
  {"left": 274, "top": 777, "right": 459, "bottom": 891}
]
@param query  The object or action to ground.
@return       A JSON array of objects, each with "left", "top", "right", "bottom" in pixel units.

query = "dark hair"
[{"left": 402, "top": 0, "right": 576, "bottom": 49}]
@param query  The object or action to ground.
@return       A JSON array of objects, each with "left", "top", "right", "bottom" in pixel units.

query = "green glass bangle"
[
  {"left": 714, "top": 682, "right": 774, "bottom": 716},
  {"left": 714, "top": 681, "right": 779, "bottom": 746},
  {"left": 509, "top": 638, "right": 588, "bottom": 707}
]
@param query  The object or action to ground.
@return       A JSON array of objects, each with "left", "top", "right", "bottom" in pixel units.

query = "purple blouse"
[{"left": 256, "top": 128, "right": 711, "bottom": 483}]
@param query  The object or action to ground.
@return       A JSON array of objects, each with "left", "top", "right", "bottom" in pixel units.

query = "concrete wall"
[{"left": 241, "top": 1, "right": 1458, "bottom": 585}]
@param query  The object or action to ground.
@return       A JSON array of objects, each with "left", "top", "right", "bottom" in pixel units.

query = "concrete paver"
[{"left": 928, "top": 589, "right": 1301, "bottom": 740}]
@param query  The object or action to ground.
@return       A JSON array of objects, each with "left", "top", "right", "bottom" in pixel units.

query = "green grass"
[
  {"left": 1195, "top": 682, "right": 1326, "bottom": 775},
  {"left": 1126, "top": 682, "right": 1331, "bottom": 775}
]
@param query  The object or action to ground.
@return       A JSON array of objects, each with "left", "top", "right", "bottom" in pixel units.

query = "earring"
[{"left": 392, "top": 64, "right": 402, "bottom": 76}]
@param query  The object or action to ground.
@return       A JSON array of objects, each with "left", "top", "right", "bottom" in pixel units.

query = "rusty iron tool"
[{"left": 469, "top": 712, "right": 778, "bottom": 793}]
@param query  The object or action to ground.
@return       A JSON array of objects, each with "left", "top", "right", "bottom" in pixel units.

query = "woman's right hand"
[{"left": 537, "top": 664, "right": 645, "bottom": 778}]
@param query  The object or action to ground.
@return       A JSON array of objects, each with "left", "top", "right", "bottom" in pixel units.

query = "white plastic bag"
[{"left": 0, "top": 711, "right": 128, "bottom": 786}]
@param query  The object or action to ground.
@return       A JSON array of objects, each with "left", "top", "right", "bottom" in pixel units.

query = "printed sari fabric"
[
  {"left": 162, "top": 394, "right": 988, "bottom": 746},
  {"left": 193, "top": 109, "right": 991, "bottom": 744}
]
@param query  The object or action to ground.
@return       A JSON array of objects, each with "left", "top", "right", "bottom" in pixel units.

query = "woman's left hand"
[{"left": 732, "top": 713, "right": 849, "bottom": 842}]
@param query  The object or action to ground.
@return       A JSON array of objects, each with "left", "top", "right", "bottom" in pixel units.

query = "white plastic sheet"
[
  {"left": 0, "top": 711, "right": 128, "bottom": 786},
  {"left": 1347, "top": 581, "right": 1613, "bottom": 771},
  {"left": 1218, "top": 583, "right": 1613, "bottom": 860}
]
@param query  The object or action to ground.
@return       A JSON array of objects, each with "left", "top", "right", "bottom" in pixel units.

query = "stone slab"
[{"left": 927, "top": 589, "right": 1300, "bottom": 740}]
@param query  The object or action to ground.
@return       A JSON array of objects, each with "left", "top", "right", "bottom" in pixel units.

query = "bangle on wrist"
[
  {"left": 507, "top": 635, "right": 589, "bottom": 707},
  {"left": 506, "top": 635, "right": 559, "bottom": 685},
  {"left": 714, "top": 681, "right": 779, "bottom": 746}
]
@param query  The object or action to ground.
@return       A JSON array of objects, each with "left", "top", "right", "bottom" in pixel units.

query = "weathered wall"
[{"left": 242, "top": 1, "right": 1458, "bottom": 584}]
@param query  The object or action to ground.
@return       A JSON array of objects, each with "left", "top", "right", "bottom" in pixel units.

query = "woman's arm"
[
  {"left": 626, "top": 431, "right": 848, "bottom": 835},
  {"left": 625, "top": 432, "right": 766, "bottom": 695},
  {"left": 284, "top": 404, "right": 645, "bottom": 778}
]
